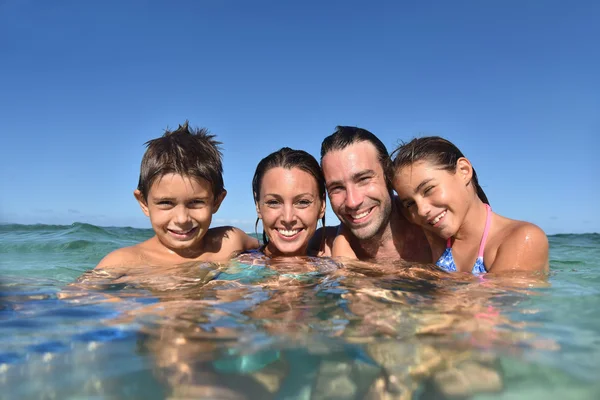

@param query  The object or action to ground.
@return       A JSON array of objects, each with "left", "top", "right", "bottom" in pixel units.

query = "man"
[{"left": 320, "top": 126, "right": 434, "bottom": 262}]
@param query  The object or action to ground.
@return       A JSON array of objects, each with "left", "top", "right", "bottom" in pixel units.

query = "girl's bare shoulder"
[{"left": 488, "top": 214, "right": 549, "bottom": 273}]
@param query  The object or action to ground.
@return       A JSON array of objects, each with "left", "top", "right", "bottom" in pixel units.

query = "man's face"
[{"left": 321, "top": 141, "right": 392, "bottom": 240}]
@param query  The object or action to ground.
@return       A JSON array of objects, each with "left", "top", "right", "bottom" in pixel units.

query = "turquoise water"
[{"left": 1, "top": 223, "right": 599, "bottom": 399}]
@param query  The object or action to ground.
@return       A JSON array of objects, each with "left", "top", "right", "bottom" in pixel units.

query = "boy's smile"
[
  {"left": 167, "top": 226, "right": 199, "bottom": 240},
  {"left": 135, "top": 173, "right": 225, "bottom": 257}
]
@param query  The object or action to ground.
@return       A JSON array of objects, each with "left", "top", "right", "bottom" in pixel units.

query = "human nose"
[
  {"left": 173, "top": 205, "right": 191, "bottom": 225},
  {"left": 415, "top": 198, "right": 431, "bottom": 219},
  {"left": 345, "top": 185, "right": 363, "bottom": 210},
  {"left": 281, "top": 204, "right": 297, "bottom": 225}
]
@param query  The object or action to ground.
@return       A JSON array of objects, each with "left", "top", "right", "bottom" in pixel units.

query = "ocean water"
[{"left": 1, "top": 223, "right": 599, "bottom": 399}]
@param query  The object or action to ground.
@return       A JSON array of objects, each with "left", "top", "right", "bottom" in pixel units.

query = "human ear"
[
  {"left": 456, "top": 158, "right": 473, "bottom": 184},
  {"left": 134, "top": 190, "right": 150, "bottom": 217},
  {"left": 318, "top": 198, "right": 326, "bottom": 219},
  {"left": 212, "top": 190, "right": 227, "bottom": 214},
  {"left": 254, "top": 192, "right": 262, "bottom": 219}
]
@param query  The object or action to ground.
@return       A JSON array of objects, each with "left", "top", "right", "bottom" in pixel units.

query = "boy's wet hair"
[
  {"left": 391, "top": 136, "right": 489, "bottom": 205},
  {"left": 137, "top": 121, "right": 224, "bottom": 201},
  {"left": 320, "top": 126, "right": 393, "bottom": 191},
  {"left": 252, "top": 147, "right": 326, "bottom": 248}
]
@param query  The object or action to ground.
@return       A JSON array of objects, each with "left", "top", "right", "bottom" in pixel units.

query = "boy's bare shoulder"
[
  {"left": 204, "top": 226, "right": 259, "bottom": 256},
  {"left": 94, "top": 244, "right": 145, "bottom": 271}
]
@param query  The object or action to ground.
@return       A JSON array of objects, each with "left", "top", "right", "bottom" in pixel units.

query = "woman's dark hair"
[
  {"left": 391, "top": 136, "right": 489, "bottom": 205},
  {"left": 252, "top": 147, "right": 326, "bottom": 252}
]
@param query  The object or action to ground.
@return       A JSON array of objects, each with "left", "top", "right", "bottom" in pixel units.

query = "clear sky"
[{"left": 1, "top": 1, "right": 598, "bottom": 235}]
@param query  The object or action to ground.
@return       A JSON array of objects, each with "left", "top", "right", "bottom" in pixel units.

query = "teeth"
[
  {"left": 430, "top": 211, "right": 447, "bottom": 225},
  {"left": 171, "top": 227, "right": 195, "bottom": 234},
  {"left": 351, "top": 210, "right": 370, "bottom": 220},
  {"left": 278, "top": 229, "right": 299, "bottom": 237}
]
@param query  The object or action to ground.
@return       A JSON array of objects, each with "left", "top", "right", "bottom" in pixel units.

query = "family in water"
[{"left": 96, "top": 122, "right": 549, "bottom": 275}]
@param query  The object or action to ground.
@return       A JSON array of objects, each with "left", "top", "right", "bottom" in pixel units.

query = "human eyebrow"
[
  {"left": 263, "top": 193, "right": 283, "bottom": 200},
  {"left": 293, "top": 193, "right": 315, "bottom": 201},
  {"left": 414, "top": 178, "right": 435, "bottom": 193},
  {"left": 351, "top": 170, "right": 376, "bottom": 182},
  {"left": 326, "top": 180, "right": 344, "bottom": 190},
  {"left": 152, "top": 197, "right": 175, "bottom": 203}
]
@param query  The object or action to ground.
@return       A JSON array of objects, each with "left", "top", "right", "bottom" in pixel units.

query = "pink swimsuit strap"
[{"left": 445, "top": 204, "right": 492, "bottom": 258}]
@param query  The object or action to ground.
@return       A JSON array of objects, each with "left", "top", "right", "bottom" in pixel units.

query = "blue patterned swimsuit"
[{"left": 436, "top": 204, "right": 491, "bottom": 275}]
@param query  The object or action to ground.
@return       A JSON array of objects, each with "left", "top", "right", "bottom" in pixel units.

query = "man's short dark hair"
[{"left": 320, "top": 126, "right": 393, "bottom": 190}]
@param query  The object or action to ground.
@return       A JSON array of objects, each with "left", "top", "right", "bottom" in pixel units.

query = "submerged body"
[{"left": 4, "top": 223, "right": 592, "bottom": 400}]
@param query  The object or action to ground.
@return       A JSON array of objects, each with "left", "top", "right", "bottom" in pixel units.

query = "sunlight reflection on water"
[{"left": 0, "top": 254, "right": 598, "bottom": 399}]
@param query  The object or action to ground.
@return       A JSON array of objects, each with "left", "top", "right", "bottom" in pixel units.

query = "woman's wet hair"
[
  {"left": 391, "top": 136, "right": 489, "bottom": 205},
  {"left": 252, "top": 147, "right": 326, "bottom": 251}
]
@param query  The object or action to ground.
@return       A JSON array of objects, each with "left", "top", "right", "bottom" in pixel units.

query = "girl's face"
[
  {"left": 392, "top": 159, "right": 473, "bottom": 239},
  {"left": 256, "top": 167, "right": 325, "bottom": 257}
]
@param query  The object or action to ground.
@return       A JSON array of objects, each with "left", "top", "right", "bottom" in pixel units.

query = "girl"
[{"left": 391, "top": 136, "right": 548, "bottom": 274}]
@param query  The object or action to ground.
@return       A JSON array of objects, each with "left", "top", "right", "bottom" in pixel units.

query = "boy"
[{"left": 95, "top": 122, "right": 259, "bottom": 271}]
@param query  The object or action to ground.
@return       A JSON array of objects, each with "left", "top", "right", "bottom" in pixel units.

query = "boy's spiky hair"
[{"left": 137, "top": 121, "right": 224, "bottom": 200}]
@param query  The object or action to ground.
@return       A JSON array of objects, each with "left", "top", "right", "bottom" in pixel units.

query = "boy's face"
[{"left": 135, "top": 173, "right": 226, "bottom": 256}]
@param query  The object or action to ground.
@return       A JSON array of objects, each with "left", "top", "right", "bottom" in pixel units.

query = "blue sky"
[{"left": 1, "top": 1, "right": 598, "bottom": 235}]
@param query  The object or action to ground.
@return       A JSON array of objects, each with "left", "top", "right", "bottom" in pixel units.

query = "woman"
[
  {"left": 251, "top": 147, "right": 336, "bottom": 257},
  {"left": 391, "top": 136, "right": 549, "bottom": 274}
]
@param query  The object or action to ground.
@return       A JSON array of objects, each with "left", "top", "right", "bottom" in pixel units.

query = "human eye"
[
  {"left": 265, "top": 199, "right": 281, "bottom": 208},
  {"left": 328, "top": 185, "right": 344, "bottom": 194},
  {"left": 190, "top": 199, "right": 207, "bottom": 208},
  {"left": 155, "top": 200, "right": 174, "bottom": 208},
  {"left": 356, "top": 173, "right": 374, "bottom": 186},
  {"left": 296, "top": 199, "right": 313, "bottom": 208},
  {"left": 423, "top": 186, "right": 435, "bottom": 196},
  {"left": 403, "top": 200, "right": 415, "bottom": 209}
]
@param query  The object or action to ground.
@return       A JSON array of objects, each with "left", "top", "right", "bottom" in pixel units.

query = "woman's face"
[{"left": 256, "top": 167, "right": 325, "bottom": 257}]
